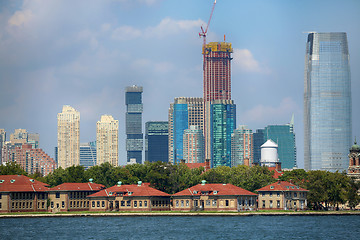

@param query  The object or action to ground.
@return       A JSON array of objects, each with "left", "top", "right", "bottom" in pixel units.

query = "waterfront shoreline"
[{"left": 1, "top": 211, "right": 360, "bottom": 218}]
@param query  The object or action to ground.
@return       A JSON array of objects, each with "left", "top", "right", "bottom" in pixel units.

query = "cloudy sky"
[{"left": 1, "top": 0, "right": 359, "bottom": 167}]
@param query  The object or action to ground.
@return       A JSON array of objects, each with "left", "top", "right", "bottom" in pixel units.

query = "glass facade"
[
  {"left": 145, "top": 121, "right": 168, "bottom": 163},
  {"left": 304, "top": 32, "right": 352, "bottom": 172},
  {"left": 264, "top": 123, "right": 296, "bottom": 169},
  {"left": 125, "top": 86, "right": 143, "bottom": 164},
  {"left": 183, "top": 126, "right": 205, "bottom": 164},
  {"left": 253, "top": 129, "right": 264, "bottom": 164},
  {"left": 231, "top": 126, "right": 253, "bottom": 167},
  {"left": 211, "top": 100, "right": 236, "bottom": 168},
  {"left": 173, "top": 104, "right": 188, "bottom": 164},
  {"left": 80, "top": 141, "right": 97, "bottom": 169}
]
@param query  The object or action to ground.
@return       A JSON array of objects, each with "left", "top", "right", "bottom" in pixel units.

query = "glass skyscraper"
[
  {"left": 253, "top": 129, "right": 264, "bottom": 165},
  {"left": 231, "top": 125, "right": 253, "bottom": 167},
  {"left": 145, "top": 121, "right": 168, "bottom": 163},
  {"left": 125, "top": 85, "right": 143, "bottom": 164},
  {"left": 304, "top": 32, "right": 352, "bottom": 172},
  {"left": 80, "top": 141, "right": 97, "bottom": 169}
]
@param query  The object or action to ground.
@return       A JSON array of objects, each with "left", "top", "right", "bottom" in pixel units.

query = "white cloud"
[
  {"left": 8, "top": 9, "right": 34, "bottom": 27},
  {"left": 112, "top": 25, "right": 142, "bottom": 41},
  {"left": 240, "top": 97, "right": 299, "bottom": 125},
  {"left": 233, "top": 48, "right": 270, "bottom": 74}
]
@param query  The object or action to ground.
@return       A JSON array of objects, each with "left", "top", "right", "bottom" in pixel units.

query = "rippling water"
[{"left": 1, "top": 215, "right": 359, "bottom": 239}]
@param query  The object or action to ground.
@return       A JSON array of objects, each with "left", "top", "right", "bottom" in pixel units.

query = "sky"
[{"left": 0, "top": 0, "right": 359, "bottom": 167}]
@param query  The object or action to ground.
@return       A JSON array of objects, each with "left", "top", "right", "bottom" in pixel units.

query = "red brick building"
[
  {"left": 48, "top": 181, "right": 105, "bottom": 212},
  {"left": 88, "top": 181, "right": 171, "bottom": 211},
  {"left": 172, "top": 181, "right": 257, "bottom": 211},
  {"left": 0, "top": 175, "right": 49, "bottom": 213},
  {"left": 256, "top": 181, "right": 308, "bottom": 210},
  {"left": 2, "top": 144, "right": 56, "bottom": 176}
]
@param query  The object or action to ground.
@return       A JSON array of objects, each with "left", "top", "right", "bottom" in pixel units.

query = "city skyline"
[{"left": 0, "top": 1, "right": 359, "bottom": 167}]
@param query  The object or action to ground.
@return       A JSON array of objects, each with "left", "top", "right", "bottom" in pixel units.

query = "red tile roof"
[
  {"left": 256, "top": 181, "right": 308, "bottom": 192},
  {"left": 172, "top": 183, "right": 257, "bottom": 197},
  {"left": 88, "top": 183, "right": 170, "bottom": 198},
  {"left": 0, "top": 175, "right": 49, "bottom": 192},
  {"left": 267, "top": 167, "right": 284, "bottom": 179},
  {"left": 184, "top": 162, "right": 210, "bottom": 171},
  {"left": 49, "top": 182, "right": 105, "bottom": 191}
]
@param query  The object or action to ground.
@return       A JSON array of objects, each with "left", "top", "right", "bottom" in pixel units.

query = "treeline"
[{"left": 1, "top": 161, "right": 359, "bottom": 210}]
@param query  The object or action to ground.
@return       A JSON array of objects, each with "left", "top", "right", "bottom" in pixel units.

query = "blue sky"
[{"left": 0, "top": 0, "right": 359, "bottom": 167}]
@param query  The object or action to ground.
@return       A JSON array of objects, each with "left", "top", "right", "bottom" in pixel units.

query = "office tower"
[
  {"left": 145, "top": 121, "right": 168, "bottom": 163},
  {"left": 10, "top": 129, "right": 28, "bottom": 144},
  {"left": 263, "top": 118, "right": 297, "bottom": 169},
  {"left": 202, "top": 42, "right": 234, "bottom": 164},
  {"left": 125, "top": 85, "right": 143, "bottom": 164},
  {"left": 97, "top": 115, "right": 119, "bottom": 166},
  {"left": 2, "top": 143, "right": 56, "bottom": 175},
  {"left": 28, "top": 133, "right": 39, "bottom": 149},
  {"left": 57, "top": 105, "right": 80, "bottom": 169},
  {"left": 211, "top": 100, "right": 236, "bottom": 168},
  {"left": 231, "top": 125, "right": 253, "bottom": 167},
  {"left": 304, "top": 32, "right": 352, "bottom": 172},
  {"left": 168, "top": 97, "right": 204, "bottom": 164},
  {"left": 183, "top": 125, "right": 205, "bottom": 164},
  {"left": 253, "top": 129, "right": 265, "bottom": 164},
  {"left": 0, "top": 129, "right": 5, "bottom": 164},
  {"left": 80, "top": 142, "right": 97, "bottom": 169}
]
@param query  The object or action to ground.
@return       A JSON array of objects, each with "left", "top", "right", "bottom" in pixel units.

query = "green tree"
[
  {"left": 0, "top": 161, "right": 28, "bottom": 176},
  {"left": 278, "top": 169, "right": 308, "bottom": 186}
]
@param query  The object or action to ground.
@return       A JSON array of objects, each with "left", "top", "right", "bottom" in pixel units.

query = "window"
[
  {"left": 139, "top": 201, "right": 142, "bottom": 207},
  {"left": 0, "top": 202, "right": 2, "bottom": 209},
  {"left": 102, "top": 201, "right": 105, "bottom": 207},
  {"left": 270, "top": 193, "right": 272, "bottom": 197},
  {"left": 92, "top": 201, "right": 95, "bottom": 207},
  {"left": 186, "top": 200, "right": 189, "bottom": 207},
  {"left": 262, "top": 200, "right": 265, "bottom": 208},
  {"left": 42, "top": 202, "right": 45, "bottom": 208},
  {"left": 56, "top": 203, "right": 59, "bottom": 208},
  {"left": 212, "top": 200, "right": 217, "bottom": 207},
  {"left": 277, "top": 192, "right": 280, "bottom": 197},
  {"left": 294, "top": 192, "right": 297, "bottom": 197},
  {"left": 277, "top": 200, "right": 280, "bottom": 208},
  {"left": 181, "top": 200, "right": 184, "bottom": 207},
  {"left": 127, "top": 200, "right": 131, "bottom": 207},
  {"left": 269, "top": 200, "right": 273, "bottom": 209},
  {"left": 0, "top": 193, "right": 2, "bottom": 199},
  {"left": 144, "top": 201, "right": 148, "bottom": 207},
  {"left": 176, "top": 200, "right": 179, "bottom": 207},
  {"left": 225, "top": 200, "right": 229, "bottom": 207},
  {"left": 77, "top": 201, "right": 79, "bottom": 207},
  {"left": 121, "top": 201, "right": 125, "bottom": 207},
  {"left": 62, "top": 201, "right": 65, "bottom": 208},
  {"left": 134, "top": 201, "right": 137, "bottom": 207},
  {"left": 97, "top": 201, "right": 100, "bottom": 207},
  {"left": 206, "top": 200, "right": 210, "bottom": 206},
  {"left": 51, "top": 202, "right": 54, "bottom": 208}
]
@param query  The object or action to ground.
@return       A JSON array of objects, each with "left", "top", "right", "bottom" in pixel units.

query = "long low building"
[
  {"left": 172, "top": 181, "right": 258, "bottom": 211},
  {"left": 87, "top": 181, "right": 171, "bottom": 211}
]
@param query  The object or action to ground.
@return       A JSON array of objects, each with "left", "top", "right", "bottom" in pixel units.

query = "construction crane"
[{"left": 199, "top": 0, "right": 217, "bottom": 48}]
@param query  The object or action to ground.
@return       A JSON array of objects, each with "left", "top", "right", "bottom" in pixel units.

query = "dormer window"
[
  {"left": 193, "top": 191, "right": 198, "bottom": 194},
  {"left": 270, "top": 186, "right": 274, "bottom": 189}
]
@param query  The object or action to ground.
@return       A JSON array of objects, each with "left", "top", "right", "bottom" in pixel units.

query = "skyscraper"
[
  {"left": 168, "top": 97, "right": 203, "bottom": 164},
  {"left": 80, "top": 142, "right": 97, "bottom": 169},
  {"left": 57, "top": 105, "right": 80, "bottom": 169},
  {"left": 253, "top": 129, "right": 265, "bottom": 164},
  {"left": 231, "top": 125, "right": 253, "bottom": 167},
  {"left": 125, "top": 85, "right": 143, "bottom": 164},
  {"left": 0, "top": 129, "right": 6, "bottom": 164},
  {"left": 97, "top": 115, "right": 119, "bottom": 166},
  {"left": 183, "top": 125, "right": 205, "bottom": 164},
  {"left": 145, "top": 121, "right": 168, "bottom": 163},
  {"left": 304, "top": 32, "right": 352, "bottom": 172},
  {"left": 211, "top": 99, "right": 236, "bottom": 168},
  {"left": 202, "top": 42, "right": 234, "bottom": 166},
  {"left": 263, "top": 119, "right": 297, "bottom": 169}
]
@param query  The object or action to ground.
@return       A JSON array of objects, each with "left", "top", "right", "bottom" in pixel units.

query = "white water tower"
[{"left": 260, "top": 139, "right": 279, "bottom": 167}]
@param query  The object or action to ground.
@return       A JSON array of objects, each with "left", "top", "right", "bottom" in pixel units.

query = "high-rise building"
[
  {"left": 10, "top": 129, "right": 28, "bottom": 144},
  {"left": 0, "top": 129, "right": 6, "bottom": 164},
  {"left": 168, "top": 97, "right": 203, "bottom": 164},
  {"left": 80, "top": 142, "right": 97, "bottom": 169},
  {"left": 263, "top": 119, "right": 297, "bottom": 169},
  {"left": 57, "top": 105, "right": 80, "bottom": 169},
  {"left": 253, "top": 129, "right": 265, "bottom": 164},
  {"left": 183, "top": 125, "right": 205, "bottom": 164},
  {"left": 2, "top": 143, "right": 56, "bottom": 175},
  {"left": 145, "top": 121, "right": 168, "bottom": 163},
  {"left": 97, "top": 115, "right": 118, "bottom": 166},
  {"left": 211, "top": 100, "right": 236, "bottom": 168},
  {"left": 202, "top": 42, "right": 234, "bottom": 166},
  {"left": 304, "top": 32, "right": 352, "bottom": 172},
  {"left": 231, "top": 125, "right": 253, "bottom": 167},
  {"left": 125, "top": 85, "right": 143, "bottom": 164},
  {"left": 28, "top": 133, "right": 39, "bottom": 149}
]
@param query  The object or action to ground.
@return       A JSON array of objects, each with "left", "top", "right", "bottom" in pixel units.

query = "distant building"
[
  {"left": 80, "top": 142, "right": 97, "bottom": 169},
  {"left": 10, "top": 129, "right": 28, "bottom": 144},
  {"left": 145, "top": 121, "right": 168, "bottom": 163},
  {"left": 263, "top": 117, "right": 297, "bottom": 169},
  {"left": 28, "top": 133, "right": 39, "bottom": 149},
  {"left": 348, "top": 139, "right": 360, "bottom": 181},
  {"left": 0, "top": 129, "right": 5, "bottom": 164},
  {"left": 125, "top": 86, "right": 143, "bottom": 164},
  {"left": 97, "top": 115, "right": 118, "bottom": 166},
  {"left": 168, "top": 97, "right": 203, "bottom": 164},
  {"left": 57, "top": 105, "right": 80, "bottom": 169},
  {"left": 211, "top": 100, "right": 236, "bottom": 168},
  {"left": 172, "top": 181, "right": 257, "bottom": 211},
  {"left": 183, "top": 125, "right": 205, "bottom": 164},
  {"left": 231, "top": 125, "right": 253, "bottom": 167},
  {"left": 256, "top": 181, "right": 308, "bottom": 210},
  {"left": 253, "top": 129, "right": 264, "bottom": 165},
  {"left": 304, "top": 32, "right": 352, "bottom": 172},
  {"left": 1, "top": 144, "right": 56, "bottom": 175}
]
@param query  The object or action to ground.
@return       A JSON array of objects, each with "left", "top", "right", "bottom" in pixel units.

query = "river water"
[{"left": 0, "top": 215, "right": 359, "bottom": 239}]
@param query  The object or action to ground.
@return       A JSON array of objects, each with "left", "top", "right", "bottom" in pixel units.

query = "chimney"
[{"left": 275, "top": 162, "right": 282, "bottom": 172}]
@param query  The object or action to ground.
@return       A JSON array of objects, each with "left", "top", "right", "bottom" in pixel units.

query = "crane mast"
[{"left": 199, "top": 0, "right": 217, "bottom": 48}]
